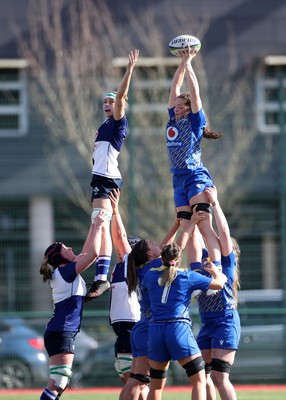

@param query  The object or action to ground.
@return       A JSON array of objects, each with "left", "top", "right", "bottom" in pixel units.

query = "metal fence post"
[
  {"left": 127, "top": 81, "right": 137, "bottom": 235},
  {"left": 278, "top": 73, "right": 286, "bottom": 382}
]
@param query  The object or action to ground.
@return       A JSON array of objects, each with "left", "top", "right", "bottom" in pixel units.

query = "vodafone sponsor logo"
[
  {"left": 167, "top": 126, "right": 181, "bottom": 146},
  {"left": 167, "top": 126, "right": 179, "bottom": 140}
]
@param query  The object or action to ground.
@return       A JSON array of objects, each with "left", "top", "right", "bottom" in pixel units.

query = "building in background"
[{"left": 0, "top": 0, "right": 285, "bottom": 312}]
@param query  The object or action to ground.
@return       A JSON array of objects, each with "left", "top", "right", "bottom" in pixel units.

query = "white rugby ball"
[{"left": 169, "top": 35, "right": 201, "bottom": 57}]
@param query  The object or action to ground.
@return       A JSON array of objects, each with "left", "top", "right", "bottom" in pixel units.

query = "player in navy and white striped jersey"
[
  {"left": 39, "top": 211, "right": 107, "bottom": 400},
  {"left": 87, "top": 49, "right": 139, "bottom": 300}
]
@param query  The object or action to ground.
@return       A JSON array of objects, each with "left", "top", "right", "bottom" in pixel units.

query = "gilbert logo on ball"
[{"left": 169, "top": 35, "right": 201, "bottom": 56}]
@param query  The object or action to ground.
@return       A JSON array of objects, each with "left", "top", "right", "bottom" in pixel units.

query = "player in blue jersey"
[
  {"left": 166, "top": 45, "right": 223, "bottom": 269},
  {"left": 120, "top": 211, "right": 208, "bottom": 400},
  {"left": 39, "top": 211, "right": 107, "bottom": 400},
  {"left": 195, "top": 186, "right": 241, "bottom": 400},
  {"left": 119, "top": 239, "right": 162, "bottom": 400},
  {"left": 141, "top": 239, "right": 227, "bottom": 400},
  {"left": 87, "top": 49, "right": 139, "bottom": 300}
]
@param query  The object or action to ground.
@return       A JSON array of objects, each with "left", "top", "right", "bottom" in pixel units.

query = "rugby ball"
[{"left": 169, "top": 35, "right": 201, "bottom": 57}]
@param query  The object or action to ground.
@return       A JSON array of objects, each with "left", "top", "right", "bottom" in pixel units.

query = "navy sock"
[
  {"left": 40, "top": 388, "right": 57, "bottom": 400},
  {"left": 96, "top": 255, "right": 111, "bottom": 281},
  {"left": 190, "top": 262, "right": 202, "bottom": 273}
]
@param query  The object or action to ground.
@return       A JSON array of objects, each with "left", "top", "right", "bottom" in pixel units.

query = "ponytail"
[
  {"left": 160, "top": 242, "right": 182, "bottom": 286},
  {"left": 127, "top": 240, "right": 149, "bottom": 295},
  {"left": 40, "top": 257, "right": 53, "bottom": 283}
]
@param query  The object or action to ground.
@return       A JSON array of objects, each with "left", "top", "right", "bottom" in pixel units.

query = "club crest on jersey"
[{"left": 167, "top": 126, "right": 179, "bottom": 141}]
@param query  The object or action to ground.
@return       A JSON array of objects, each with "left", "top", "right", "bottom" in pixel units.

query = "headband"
[{"left": 105, "top": 92, "right": 116, "bottom": 100}]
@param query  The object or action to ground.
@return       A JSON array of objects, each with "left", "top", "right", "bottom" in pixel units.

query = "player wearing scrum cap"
[
  {"left": 39, "top": 212, "right": 108, "bottom": 400},
  {"left": 87, "top": 49, "right": 139, "bottom": 300}
]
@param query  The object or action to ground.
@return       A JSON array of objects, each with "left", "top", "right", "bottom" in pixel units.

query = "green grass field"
[{"left": 0, "top": 389, "right": 286, "bottom": 400}]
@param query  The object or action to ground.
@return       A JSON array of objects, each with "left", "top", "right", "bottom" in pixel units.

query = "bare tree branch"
[{"left": 13, "top": 0, "right": 265, "bottom": 240}]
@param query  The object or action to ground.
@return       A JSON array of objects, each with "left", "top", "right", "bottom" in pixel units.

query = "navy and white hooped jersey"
[
  {"left": 166, "top": 107, "right": 206, "bottom": 174},
  {"left": 91, "top": 115, "right": 128, "bottom": 179},
  {"left": 46, "top": 262, "right": 86, "bottom": 333},
  {"left": 197, "top": 251, "right": 237, "bottom": 320},
  {"left": 110, "top": 254, "right": 141, "bottom": 324},
  {"left": 141, "top": 267, "right": 212, "bottom": 321}
]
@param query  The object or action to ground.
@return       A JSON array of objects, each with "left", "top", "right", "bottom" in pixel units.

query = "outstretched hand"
[
  {"left": 204, "top": 186, "right": 218, "bottom": 205},
  {"left": 94, "top": 210, "right": 110, "bottom": 226},
  {"left": 179, "top": 45, "right": 197, "bottom": 65},
  {"left": 191, "top": 205, "right": 207, "bottom": 225},
  {"left": 203, "top": 260, "right": 219, "bottom": 277},
  {"left": 109, "top": 188, "right": 121, "bottom": 212},
  {"left": 128, "top": 49, "right": 139, "bottom": 69}
]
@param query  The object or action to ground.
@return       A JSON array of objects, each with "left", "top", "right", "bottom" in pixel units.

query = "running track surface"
[{"left": 0, "top": 385, "right": 286, "bottom": 395}]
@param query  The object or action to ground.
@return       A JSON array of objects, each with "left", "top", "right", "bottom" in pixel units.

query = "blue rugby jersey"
[
  {"left": 197, "top": 251, "right": 237, "bottom": 320},
  {"left": 142, "top": 266, "right": 212, "bottom": 321},
  {"left": 136, "top": 258, "right": 163, "bottom": 317},
  {"left": 91, "top": 115, "right": 128, "bottom": 179},
  {"left": 166, "top": 107, "right": 206, "bottom": 174},
  {"left": 46, "top": 262, "right": 86, "bottom": 332}
]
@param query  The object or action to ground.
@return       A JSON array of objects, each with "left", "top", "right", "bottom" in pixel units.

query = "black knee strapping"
[
  {"left": 183, "top": 356, "right": 205, "bottom": 377},
  {"left": 191, "top": 203, "right": 212, "bottom": 214},
  {"left": 149, "top": 367, "right": 168, "bottom": 379},
  {"left": 133, "top": 373, "right": 151, "bottom": 384},
  {"left": 210, "top": 358, "right": 231, "bottom": 374},
  {"left": 205, "top": 362, "right": 212, "bottom": 374},
  {"left": 177, "top": 211, "right": 192, "bottom": 220}
]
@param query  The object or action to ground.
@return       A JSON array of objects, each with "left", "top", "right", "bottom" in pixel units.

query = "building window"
[
  {"left": 257, "top": 56, "right": 286, "bottom": 134},
  {"left": 0, "top": 60, "right": 28, "bottom": 137},
  {"left": 111, "top": 57, "right": 179, "bottom": 134}
]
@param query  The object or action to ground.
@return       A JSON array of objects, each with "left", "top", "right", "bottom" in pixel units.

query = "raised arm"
[
  {"left": 180, "top": 47, "right": 202, "bottom": 114},
  {"left": 75, "top": 212, "right": 107, "bottom": 274},
  {"left": 176, "top": 209, "right": 206, "bottom": 251},
  {"left": 113, "top": 49, "right": 139, "bottom": 121},
  {"left": 109, "top": 188, "right": 131, "bottom": 261},
  {"left": 159, "top": 217, "right": 181, "bottom": 249},
  {"left": 168, "top": 59, "right": 185, "bottom": 109},
  {"left": 204, "top": 186, "right": 233, "bottom": 256},
  {"left": 204, "top": 261, "right": 227, "bottom": 290}
]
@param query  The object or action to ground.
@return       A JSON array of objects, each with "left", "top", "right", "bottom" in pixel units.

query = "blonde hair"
[{"left": 160, "top": 242, "right": 182, "bottom": 286}]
